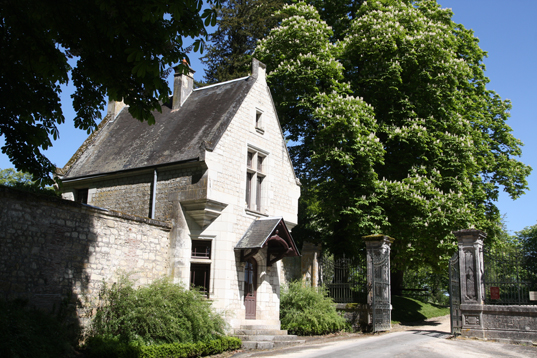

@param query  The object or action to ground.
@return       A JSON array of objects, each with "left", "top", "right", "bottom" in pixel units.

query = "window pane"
[
  {"left": 246, "top": 173, "right": 253, "bottom": 209},
  {"left": 257, "top": 156, "right": 264, "bottom": 172},
  {"left": 191, "top": 263, "right": 210, "bottom": 296},
  {"left": 247, "top": 152, "right": 253, "bottom": 168},
  {"left": 256, "top": 176, "right": 263, "bottom": 211},
  {"left": 256, "top": 112, "right": 262, "bottom": 128},
  {"left": 77, "top": 189, "right": 88, "bottom": 204},
  {"left": 191, "top": 240, "right": 211, "bottom": 259}
]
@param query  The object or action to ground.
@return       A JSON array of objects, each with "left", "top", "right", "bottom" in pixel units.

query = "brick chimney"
[{"left": 173, "top": 59, "right": 195, "bottom": 110}]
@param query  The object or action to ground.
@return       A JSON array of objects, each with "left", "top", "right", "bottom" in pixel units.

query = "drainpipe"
[{"left": 151, "top": 168, "right": 157, "bottom": 219}]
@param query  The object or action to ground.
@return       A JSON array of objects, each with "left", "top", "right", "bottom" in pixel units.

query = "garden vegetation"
[
  {"left": 84, "top": 277, "right": 240, "bottom": 358},
  {"left": 280, "top": 281, "right": 346, "bottom": 335}
]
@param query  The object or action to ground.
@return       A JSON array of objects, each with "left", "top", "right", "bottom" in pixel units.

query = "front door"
[{"left": 244, "top": 258, "right": 257, "bottom": 319}]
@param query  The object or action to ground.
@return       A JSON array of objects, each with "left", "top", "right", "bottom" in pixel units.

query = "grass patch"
[{"left": 391, "top": 296, "right": 449, "bottom": 324}]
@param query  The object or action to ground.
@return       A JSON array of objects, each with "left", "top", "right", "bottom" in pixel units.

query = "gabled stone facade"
[{"left": 58, "top": 59, "right": 301, "bottom": 329}]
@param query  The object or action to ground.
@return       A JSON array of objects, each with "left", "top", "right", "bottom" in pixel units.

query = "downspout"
[{"left": 151, "top": 168, "right": 157, "bottom": 219}]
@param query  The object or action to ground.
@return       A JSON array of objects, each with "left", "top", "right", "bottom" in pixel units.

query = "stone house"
[{"left": 58, "top": 59, "right": 301, "bottom": 329}]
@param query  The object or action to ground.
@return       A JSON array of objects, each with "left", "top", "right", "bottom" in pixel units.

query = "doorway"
[{"left": 244, "top": 258, "right": 257, "bottom": 319}]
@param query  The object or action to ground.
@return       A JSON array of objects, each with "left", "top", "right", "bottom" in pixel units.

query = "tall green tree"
[
  {"left": 515, "top": 223, "right": 537, "bottom": 287},
  {"left": 257, "top": 3, "right": 385, "bottom": 254},
  {"left": 201, "top": 0, "right": 285, "bottom": 83},
  {"left": 256, "top": 1, "right": 531, "bottom": 276},
  {"left": 305, "top": 0, "right": 363, "bottom": 41},
  {"left": 0, "top": 168, "right": 58, "bottom": 196},
  {"left": 1, "top": 0, "right": 219, "bottom": 185}
]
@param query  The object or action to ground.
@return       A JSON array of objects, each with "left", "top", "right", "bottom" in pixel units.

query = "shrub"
[
  {"left": 89, "top": 277, "right": 226, "bottom": 345},
  {"left": 280, "top": 281, "right": 346, "bottom": 335},
  {"left": 0, "top": 298, "right": 79, "bottom": 358}
]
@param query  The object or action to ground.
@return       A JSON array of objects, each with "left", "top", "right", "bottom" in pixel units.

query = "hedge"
[{"left": 85, "top": 336, "right": 242, "bottom": 358}]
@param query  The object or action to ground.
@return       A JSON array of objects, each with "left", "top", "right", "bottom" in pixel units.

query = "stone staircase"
[{"left": 234, "top": 323, "right": 305, "bottom": 350}]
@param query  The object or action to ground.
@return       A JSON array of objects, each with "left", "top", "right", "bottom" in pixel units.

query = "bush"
[
  {"left": 280, "top": 281, "right": 346, "bottom": 335},
  {"left": 0, "top": 298, "right": 79, "bottom": 358},
  {"left": 89, "top": 277, "right": 226, "bottom": 345}
]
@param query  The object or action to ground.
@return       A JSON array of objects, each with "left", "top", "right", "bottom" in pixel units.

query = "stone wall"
[
  {"left": 454, "top": 229, "right": 537, "bottom": 344},
  {"left": 460, "top": 304, "right": 537, "bottom": 344},
  {"left": 0, "top": 186, "right": 172, "bottom": 327},
  {"left": 89, "top": 172, "right": 153, "bottom": 218}
]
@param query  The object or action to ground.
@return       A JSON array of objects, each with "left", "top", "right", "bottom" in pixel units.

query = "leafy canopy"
[
  {"left": 0, "top": 168, "right": 58, "bottom": 196},
  {"left": 256, "top": 1, "right": 531, "bottom": 271},
  {"left": 0, "top": 0, "right": 220, "bottom": 185},
  {"left": 201, "top": 0, "right": 285, "bottom": 84}
]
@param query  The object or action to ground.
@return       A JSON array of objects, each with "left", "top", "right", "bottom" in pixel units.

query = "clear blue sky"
[{"left": 1, "top": 0, "right": 535, "bottom": 234}]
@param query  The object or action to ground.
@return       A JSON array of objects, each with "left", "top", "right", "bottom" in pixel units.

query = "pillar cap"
[
  {"left": 362, "top": 234, "right": 394, "bottom": 243},
  {"left": 452, "top": 228, "right": 487, "bottom": 238}
]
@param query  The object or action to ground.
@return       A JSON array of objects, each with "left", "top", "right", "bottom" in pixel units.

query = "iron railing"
[
  {"left": 483, "top": 248, "right": 537, "bottom": 305},
  {"left": 318, "top": 254, "right": 367, "bottom": 303}
]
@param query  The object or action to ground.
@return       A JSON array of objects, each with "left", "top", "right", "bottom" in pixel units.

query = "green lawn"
[{"left": 391, "top": 296, "right": 450, "bottom": 324}]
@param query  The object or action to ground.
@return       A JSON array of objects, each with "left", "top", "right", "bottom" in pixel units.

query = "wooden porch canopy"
[{"left": 235, "top": 217, "right": 300, "bottom": 266}]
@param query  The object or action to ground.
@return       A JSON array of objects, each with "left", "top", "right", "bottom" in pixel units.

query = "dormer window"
[{"left": 255, "top": 109, "right": 264, "bottom": 134}]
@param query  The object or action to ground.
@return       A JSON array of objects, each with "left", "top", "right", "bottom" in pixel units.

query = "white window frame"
[
  {"left": 245, "top": 146, "right": 269, "bottom": 213},
  {"left": 189, "top": 235, "right": 215, "bottom": 297}
]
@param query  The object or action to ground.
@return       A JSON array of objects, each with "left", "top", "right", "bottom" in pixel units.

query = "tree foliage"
[
  {"left": 515, "top": 223, "right": 537, "bottom": 286},
  {"left": 0, "top": 168, "right": 58, "bottom": 196},
  {"left": 1, "top": 0, "right": 219, "bottom": 185},
  {"left": 201, "top": 0, "right": 285, "bottom": 83},
  {"left": 256, "top": 1, "right": 531, "bottom": 271}
]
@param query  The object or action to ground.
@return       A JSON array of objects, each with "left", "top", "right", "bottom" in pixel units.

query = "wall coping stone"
[{"left": 462, "top": 303, "right": 537, "bottom": 314}]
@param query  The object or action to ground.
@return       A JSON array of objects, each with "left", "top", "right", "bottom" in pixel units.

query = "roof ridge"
[{"left": 193, "top": 76, "right": 250, "bottom": 91}]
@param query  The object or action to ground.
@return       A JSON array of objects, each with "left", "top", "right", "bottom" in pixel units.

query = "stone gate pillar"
[
  {"left": 362, "top": 234, "right": 394, "bottom": 332},
  {"left": 453, "top": 229, "right": 486, "bottom": 305}
]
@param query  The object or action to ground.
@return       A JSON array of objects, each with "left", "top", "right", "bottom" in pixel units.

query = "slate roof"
[
  {"left": 235, "top": 217, "right": 299, "bottom": 256},
  {"left": 235, "top": 217, "right": 283, "bottom": 250},
  {"left": 62, "top": 76, "right": 254, "bottom": 179}
]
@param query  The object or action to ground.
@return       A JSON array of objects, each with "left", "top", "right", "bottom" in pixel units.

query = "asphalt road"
[
  {"left": 234, "top": 316, "right": 537, "bottom": 358},
  {"left": 243, "top": 330, "right": 536, "bottom": 358}
]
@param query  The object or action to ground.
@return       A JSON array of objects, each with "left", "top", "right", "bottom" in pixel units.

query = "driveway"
[{"left": 232, "top": 315, "right": 537, "bottom": 358}]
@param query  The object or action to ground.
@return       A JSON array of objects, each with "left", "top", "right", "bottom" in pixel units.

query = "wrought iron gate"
[
  {"left": 318, "top": 255, "right": 367, "bottom": 303},
  {"left": 449, "top": 252, "right": 462, "bottom": 335},
  {"left": 371, "top": 248, "right": 391, "bottom": 332}
]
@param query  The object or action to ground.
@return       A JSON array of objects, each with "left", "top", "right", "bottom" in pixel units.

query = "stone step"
[
  {"left": 273, "top": 334, "right": 299, "bottom": 342},
  {"left": 236, "top": 334, "right": 300, "bottom": 342},
  {"left": 236, "top": 323, "right": 303, "bottom": 350},
  {"left": 240, "top": 324, "right": 281, "bottom": 330},
  {"left": 235, "top": 335, "right": 275, "bottom": 341},
  {"left": 234, "top": 329, "right": 288, "bottom": 336},
  {"left": 241, "top": 341, "right": 274, "bottom": 350},
  {"left": 273, "top": 339, "right": 306, "bottom": 348}
]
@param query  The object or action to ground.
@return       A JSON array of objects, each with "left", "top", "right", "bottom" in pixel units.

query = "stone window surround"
[
  {"left": 190, "top": 235, "right": 216, "bottom": 297},
  {"left": 245, "top": 144, "right": 269, "bottom": 215},
  {"left": 255, "top": 108, "right": 264, "bottom": 134}
]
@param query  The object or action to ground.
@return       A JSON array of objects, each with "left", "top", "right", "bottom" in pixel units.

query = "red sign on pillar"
[{"left": 490, "top": 287, "right": 500, "bottom": 300}]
